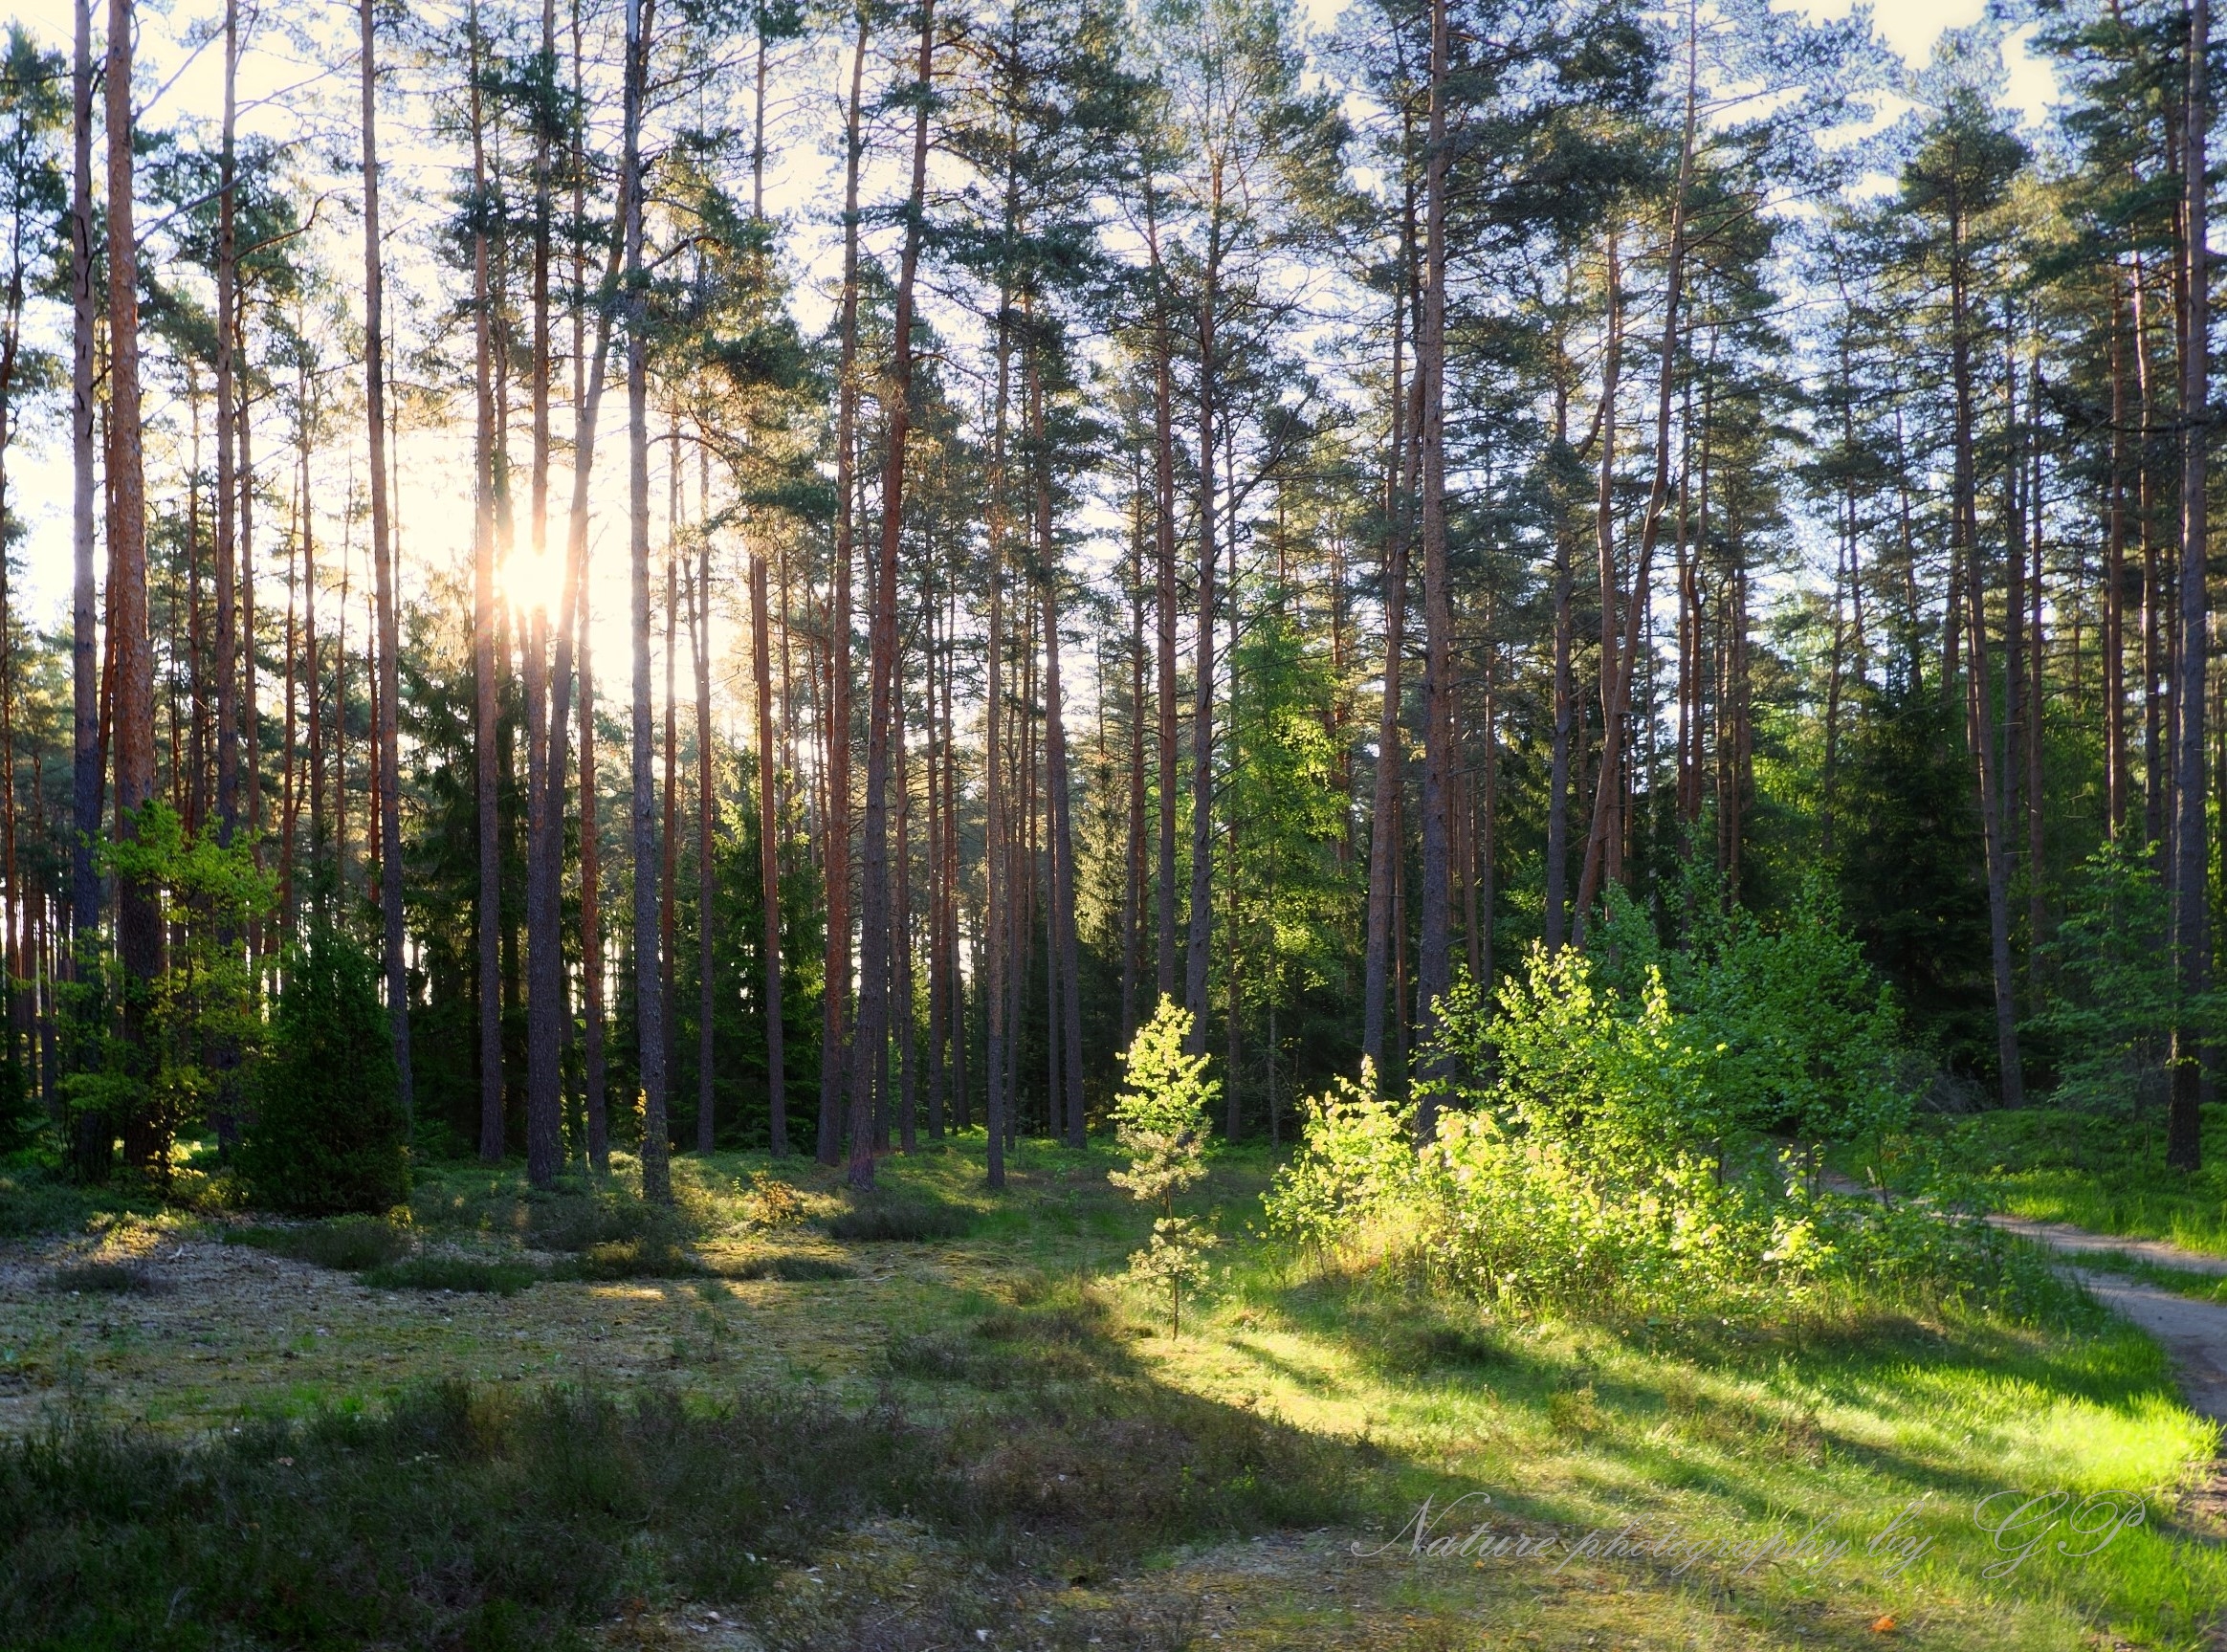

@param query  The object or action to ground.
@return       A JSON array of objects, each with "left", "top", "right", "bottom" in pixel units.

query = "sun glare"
[{"left": 502, "top": 545, "right": 565, "bottom": 618}]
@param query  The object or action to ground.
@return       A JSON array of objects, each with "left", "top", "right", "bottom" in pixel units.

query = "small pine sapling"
[
  {"left": 1111, "top": 998, "right": 1221, "bottom": 1333},
  {"left": 1129, "top": 1215, "right": 1218, "bottom": 1335},
  {"left": 1109, "top": 997, "right": 1218, "bottom": 1217}
]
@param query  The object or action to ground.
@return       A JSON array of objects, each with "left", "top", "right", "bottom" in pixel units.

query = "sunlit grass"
[
  {"left": 1911, "top": 1102, "right": 2227, "bottom": 1257},
  {"left": 4, "top": 1130, "right": 2223, "bottom": 1645}
]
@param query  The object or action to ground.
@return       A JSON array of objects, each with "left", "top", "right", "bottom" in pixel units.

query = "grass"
[
  {"left": 1885, "top": 1102, "right": 2227, "bottom": 1256},
  {"left": 227, "top": 1215, "right": 412, "bottom": 1271},
  {"left": 0, "top": 1168, "right": 99, "bottom": 1239},
  {"left": 41, "top": 1262, "right": 165, "bottom": 1296},
  {"left": 823, "top": 1193, "right": 975, "bottom": 1242},
  {"left": 358, "top": 1256, "right": 544, "bottom": 1296},
  {"left": 1, "top": 1134, "right": 2222, "bottom": 1648},
  {"left": 720, "top": 1253, "right": 854, "bottom": 1281}
]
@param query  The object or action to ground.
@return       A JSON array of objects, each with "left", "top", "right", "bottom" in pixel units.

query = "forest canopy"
[{"left": 0, "top": 0, "right": 2218, "bottom": 1195}]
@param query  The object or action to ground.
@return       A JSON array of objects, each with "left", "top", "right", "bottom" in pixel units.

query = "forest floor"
[{"left": 2, "top": 1139, "right": 2224, "bottom": 1651}]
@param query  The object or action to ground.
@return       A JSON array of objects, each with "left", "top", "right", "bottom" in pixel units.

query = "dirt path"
[
  {"left": 1982, "top": 1217, "right": 2227, "bottom": 1423},
  {"left": 1987, "top": 1214, "right": 2227, "bottom": 1277},
  {"left": 1825, "top": 1175, "right": 2227, "bottom": 1424}
]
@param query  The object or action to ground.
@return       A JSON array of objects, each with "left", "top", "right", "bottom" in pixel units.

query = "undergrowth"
[{"left": 0, "top": 1372, "right": 1351, "bottom": 1651}]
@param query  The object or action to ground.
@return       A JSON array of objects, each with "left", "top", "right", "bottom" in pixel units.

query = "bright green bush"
[
  {"left": 1268, "top": 919, "right": 2036, "bottom": 1320},
  {"left": 1261, "top": 1059, "right": 1415, "bottom": 1258},
  {"left": 238, "top": 921, "right": 409, "bottom": 1216}
]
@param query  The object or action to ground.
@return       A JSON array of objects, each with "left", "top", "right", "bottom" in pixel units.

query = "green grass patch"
[
  {"left": 720, "top": 1253, "right": 854, "bottom": 1282},
  {"left": 0, "top": 1167, "right": 102, "bottom": 1238},
  {"left": 1881, "top": 1103, "right": 2227, "bottom": 1256},
  {"left": 408, "top": 1166, "right": 695, "bottom": 1253},
  {"left": 42, "top": 1261, "right": 166, "bottom": 1296},
  {"left": 17, "top": 1136, "right": 2220, "bottom": 1648},
  {"left": 0, "top": 1369, "right": 1352, "bottom": 1651},
  {"left": 359, "top": 1256, "right": 543, "bottom": 1296},
  {"left": 823, "top": 1195, "right": 974, "bottom": 1242},
  {"left": 549, "top": 1237, "right": 706, "bottom": 1280},
  {"left": 227, "top": 1215, "right": 412, "bottom": 1271}
]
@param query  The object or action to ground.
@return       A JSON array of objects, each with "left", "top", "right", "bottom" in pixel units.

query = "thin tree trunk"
[
  {"left": 662, "top": 519, "right": 680, "bottom": 1134},
  {"left": 1363, "top": 200, "right": 1416, "bottom": 1066},
  {"left": 2106, "top": 279, "right": 2128, "bottom": 838},
  {"left": 361, "top": 0, "right": 412, "bottom": 1121},
  {"left": 924, "top": 579, "right": 946, "bottom": 1135},
  {"left": 820, "top": 12, "right": 868, "bottom": 1168},
  {"left": 69, "top": 0, "right": 99, "bottom": 1014},
  {"left": 1948, "top": 196, "right": 2023, "bottom": 1108},
  {"left": 624, "top": 0, "right": 672, "bottom": 1200},
  {"left": 694, "top": 528, "right": 716, "bottom": 1152},
  {"left": 1545, "top": 384, "right": 1575, "bottom": 952},
  {"left": 581, "top": 578, "right": 607, "bottom": 1170},
  {"left": 1416, "top": 0, "right": 1454, "bottom": 1059},
  {"left": 523, "top": 0, "right": 562, "bottom": 1184},
  {"left": 2026, "top": 352, "right": 2046, "bottom": 976},
  {"left": 1122, "top": 455, "right": 1145, "bottom": 1045},
  {"left": 1038, "top": 368, "right": 1084, "bottom": 1147},
  {"left": 893, "top": 658, "right": 917, "bottom": 1152},
  {"left": 849, "top": 0, "right": 934, "bottom": 1188},
  {"left": 1184, "top": 246, "right": 1220, "bottom": 1051},
  {"left": 214, "top": 0, "right": 240, "bottom": 846},
  {"left": 752, "top": 527, "right": 784, "bottom": 1152},
  {"left": 550, "top": 90, "right": 627, "bottom": 1178},
  {"left": 471, "top": 5, "right": 503, "bottom": 1161},
  {"left": 746, "top": 17, "right": 785, "bottom": 1156},
  {"left": 985, "top": 319, "right": 1012, "bottom": 1189},
  {"left": 108, "top": 0, "right": 164, "bottom": 1169},
  {"left": 1576, "top": 6, "right": 1696, "bottom": 924},
  {"left": 241, "top": 325, "right": 259, "bottom": 865},
  {"left": 1145, "top": 180, "right": 1179, "bottom": 1008},
  {"left": 2169, "top": 0, "right": 2209, "bottom": 1171}
]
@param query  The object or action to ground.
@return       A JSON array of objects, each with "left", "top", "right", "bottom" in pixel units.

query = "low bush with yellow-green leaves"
[{"left": 1268, "top": 896, "right": 2069, "bottom": 1322}]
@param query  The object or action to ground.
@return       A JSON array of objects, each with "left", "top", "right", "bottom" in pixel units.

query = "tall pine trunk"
[
  {"left": 108, "top": 0, "right": 164, "bottom": 1169},
  {"left": 694, "top": 532, "right": 716, "bottom": 1153},
  {"left": 1576, "top": 8, "right": 1696, "bottom": 925},
  {"left": 214, "top": 0, "right": 239, "bottom": 846},
  {"left": 624, "top": 0, "right": 672, "bottom": 1200},
  {"left": 68, "top": 0, "right": 98, "bottom": 1016},
  {"left": 850, "top": 0, "right": 934, "bottom": 1188},
  {"left": 471, "top": 6, "right": 504, "bottom": 1161},
  {"left": 2168, "top": 0, "right": 2209, "bottom": 1171},
  {"left": 1948, "top": 193, "right": 2023, "bottom": 1108},
  {"left": 1362, "top": 189, "right": 1414, "bottom": 1068},
  {"left": 1033, "top": 348, "right": 1084, "bottom": 1147},
  {"left": 820, "top": 12, "right": 867, "bottom": 1167},
  {"left": 362, "top": 0, "right": 412, "bottom": 1121},
  {"left": 523, "top": 0, "right": 562, "bottom": 1185},
  {"left": 1415, "top": 0, "right": 1453, "bottom": 1065}
]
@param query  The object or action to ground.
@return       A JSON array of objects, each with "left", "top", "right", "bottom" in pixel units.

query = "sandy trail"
[
  {"left": 1826, "top": 1175, "right": 2227, "bottom": 1423},
  {"left": 1985, "top": 1217, "right": 2227, "bottom": 1422}
]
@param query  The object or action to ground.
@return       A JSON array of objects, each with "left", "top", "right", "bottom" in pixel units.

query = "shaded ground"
[{"left": 3, "top": 1140, "right": 2223, "bottom": 1650}]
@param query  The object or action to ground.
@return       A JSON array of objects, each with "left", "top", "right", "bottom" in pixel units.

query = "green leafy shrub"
[
  {"left": 1262, "top": 1059, "right": 1413, "bottom": 1259},
  {"left": 1268, "top": 916, "right": 2037, "bottom": 1321},
  {"left": 229, "top": 1216, "right": 413, "bottom": 1271},
  {"left": 238, "top": 921, "right": 409, "bottom": 1215}
]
